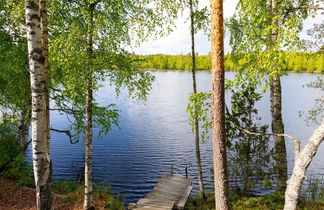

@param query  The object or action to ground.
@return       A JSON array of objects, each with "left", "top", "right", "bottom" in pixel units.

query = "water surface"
[{"left": 27, "top": 71, "right": 324, "bottom": 203}]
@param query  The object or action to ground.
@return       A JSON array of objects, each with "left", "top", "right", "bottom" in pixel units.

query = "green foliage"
[
  {"left": 93, "top": 185, "right": 124, "bottom": 210},
  {"left": 304, "top": 23, "right": 324, "bottom": 52},
  {"left": 226, "top": 0, "right": 320, "bottom": 77},
  {"left": 0, "top": 136, "right": 20, "bottom": 167},
  {"left": 231, "top": 191, "right": 286, "bottom": 210},
  {"left": 185, "top": 191, "right": 324, "bottom": 209},
  {"left": 187, "top": 92, "right": 212, "bottom": 143},
  {"left": 0, "top": 114, "right": 17, "bottom": 138},
  {"left": 53, "top": 181, "right": 84, "bottom": 195},
  {"left": 182, "top": 0, "right": 209, "bottom": 35},
  {"left": 192, "top": 6, "right": 209, "bottom": 34},
  {"left": 138, "top": 53, "right": 323, "bottom": 72},
  {"left": 226, "top": 73, "right": 273, "bottom": 196},
  {"left": 300, "top": 77, "right": 324, "bottom": 125},
  {"left": 52, "top": 181, "right": 124, "bottom": 209},
  {"left": 187, "top": 73, "right": 273, "bottom": 195},
  {"left": 0, "top": 136, "right": 33, "bottom": 186},
  {"left": 48, "top": 0, "right": 184, "bottom": 139},
  {"left": 0, "top": 1, "right": 30, "bottom": 114}
]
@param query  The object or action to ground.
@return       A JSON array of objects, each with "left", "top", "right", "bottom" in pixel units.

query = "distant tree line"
[{"left": 139, "top": 52, "right": 324, "bottom": 73}]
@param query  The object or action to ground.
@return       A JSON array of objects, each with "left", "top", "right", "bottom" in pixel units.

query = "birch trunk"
[
  {"left": 40, "top": 0, "right": 50, "bottom": 155},
  {"left": 25, "top": 0, "right": 52, "bottom": 209},
  {"left": 210, "top": 0, "right": 230, "bottom": 209},
  {"left": 40, "top": 0, "right": 53, "bottom": 202},
  {"left": 268, "top": 0, "right": 288, "bottom": 190},
  {"left": 284, "top": 121, "right": 324, "bottom": 210},
  {"left": 84, "top": 3, "right": 95, "bottom": 210},
  {"left": 189, "top": 0, "right": 206, "bottom": 199}
]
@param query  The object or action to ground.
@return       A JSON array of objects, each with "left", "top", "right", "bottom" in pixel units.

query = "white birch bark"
[
  {"left": 284, "top": 120, "right": 324, "bottom": 210},
  {"left": 25, "top": 0, "right": 52, "bottom": 209},
  {"left": 84, "top": 3, "right": 95, "bottom": 210}
]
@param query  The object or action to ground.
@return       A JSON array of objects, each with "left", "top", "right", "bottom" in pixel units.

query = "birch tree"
[
  {"left": 210, "top": 0, "right": 230, "bottom": 209},
  {"left": 25, "top": 0, "right": 52, "bottom": 208},
  {"left": 48, "top": 0, "right": 181, "bottom": 209},
  {"left": 284, "top": 121, "right": 324, "bottom": 210}
]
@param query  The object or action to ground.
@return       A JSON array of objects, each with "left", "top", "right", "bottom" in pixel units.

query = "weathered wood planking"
[{"left": 129, "top": 174, "right": 193, "bottom": 210}]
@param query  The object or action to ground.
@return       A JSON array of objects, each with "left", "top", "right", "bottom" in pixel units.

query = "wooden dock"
[{"left": 129, "top": 174, "right": 193, "bottom": 210}]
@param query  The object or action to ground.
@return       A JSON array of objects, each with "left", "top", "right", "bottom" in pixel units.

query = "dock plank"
[
  {"left": 177, "top": 185, "right": 193, "bottom": 209},
  {"left": 129, "top": 174, "right": 193, "bottom": 210}
]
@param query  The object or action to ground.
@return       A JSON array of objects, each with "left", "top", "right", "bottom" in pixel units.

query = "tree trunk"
[
  {"left": 284, "top": 121, "right": 324, "bottom": 210},
  {"left": 270, "top": 75, "right": 288, "bottom": 190},
  {"left": 25, "top": 0, "right": 52, "bottom": 209},
  {"left": 40, "top": 0, "right": 50, "bottom": 156},
  {"left": 210, "top": 0, "right": 230, "bottom": 209},
  {"left": 84, "top": 3, "right": 95, "bottom": 210},
  {"left": 16, "top": 108, "right": 31, "bottom": 151},
  {"left": 269, "top": 0, "right": 288, "bottom": 190},
  {"left": 189, "top": 0, "right": 206, "bottom": 199},
  {"left": 242, "top": 136, "right": 251, "bottom": 197}
]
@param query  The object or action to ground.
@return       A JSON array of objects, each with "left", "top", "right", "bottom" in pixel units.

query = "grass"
[
  {"left": 52, "top": 180, "right": 124, "bottom": 209},
  {"left": 301, "top": 176, "right": 324, "bottom": 202},
  {"left": 185, "top": 191, "right": 324, "bottom": 210}
]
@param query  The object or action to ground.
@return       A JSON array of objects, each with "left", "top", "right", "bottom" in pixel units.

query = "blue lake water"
[{"left": 27, "top": 71, "right": 324, "bottom": 204}]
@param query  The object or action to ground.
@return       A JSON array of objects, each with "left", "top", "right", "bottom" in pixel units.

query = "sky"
[{"left": 133, "top": 0, "right": 324, "bottom": 55}]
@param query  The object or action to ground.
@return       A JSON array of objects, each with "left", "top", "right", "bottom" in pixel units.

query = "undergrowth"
[
  {"left": 185, "top": 190, "right": 324, "bottom": 210},
  {"left": 0, "top": 135, "right": 33, "bottom": 186},
  {"left": 53, "top": 181, "right": 124, "bottom": 209}
]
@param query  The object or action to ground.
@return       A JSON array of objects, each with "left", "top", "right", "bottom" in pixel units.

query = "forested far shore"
[{"left": 139, "top": 53, "right": 324, "bottom": 73}]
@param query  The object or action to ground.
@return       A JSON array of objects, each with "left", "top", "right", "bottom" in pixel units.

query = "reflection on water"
[{"left": 27, "top": 71, "right": 324, "bottom": 203}]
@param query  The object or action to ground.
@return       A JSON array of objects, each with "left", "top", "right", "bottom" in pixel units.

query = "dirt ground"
[{"left": 0, "top": 177, "right": 95, "bottom": 210}]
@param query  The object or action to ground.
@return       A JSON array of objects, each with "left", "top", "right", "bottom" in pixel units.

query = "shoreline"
[{"left": 140, "top": 68, "right": 324, "bottom": 74}]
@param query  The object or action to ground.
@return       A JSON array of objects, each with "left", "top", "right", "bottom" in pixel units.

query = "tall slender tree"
[
  {"left": 25, "top": 0, "right": 52, "bottom": 209},
  {"left": 189, "top": 0, "right": 206, "bottom": 199},
  {"left": 267, "top": 0, "right": 288, "bottom": 191},
  {"left": 84, "top": 2, "right": 95, "bottom": 209},
  {"left": 210, "top": 0, "right": 230, "bottom": 209}
]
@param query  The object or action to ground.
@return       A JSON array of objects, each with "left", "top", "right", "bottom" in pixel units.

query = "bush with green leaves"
[
  {"left": 0, "top": 114, "right": 17, "bottom": 138},
  {"left": 225, "top": 74, "right": 273, "bottom": 196},
  {"left": 0, "top": 135, "right": 32, "bottom": 186}
]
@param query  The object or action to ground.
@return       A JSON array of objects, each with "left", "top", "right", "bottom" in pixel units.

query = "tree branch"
[
  {"left": 227, "top": 120, "right": 301, "bottom": 157},
  {"left": 49, "top": 108, "right": 81, "bottom": 114},
  {"left": 298, "top": 5, "right": 324, "bottom": 10},
  {"left": 50, "top": 128, "right": 79, "bottom": 144},
  {"left": 283, "top": 4, "right": 324, "bottom": 20}
]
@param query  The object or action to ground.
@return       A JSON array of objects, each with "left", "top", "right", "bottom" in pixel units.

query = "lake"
[{"left": 27, "top": 71, "right": 324, "bottom": 204}]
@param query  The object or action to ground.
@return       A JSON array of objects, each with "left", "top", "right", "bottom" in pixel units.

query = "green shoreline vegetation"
[
  {"left": 139, "top": 53, "right": 324, "bottom": 73},
  {"left": 0, "top": 136, "right": 123, "bottom": 209},
  {"left": 1, "top": 128, "right": 324, "bottom": 209},
  {"left": 185, "top": 191, "right": 324, "bottom": 210}
]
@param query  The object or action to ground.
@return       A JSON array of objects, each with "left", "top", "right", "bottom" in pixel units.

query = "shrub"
[{"left": 0, "top": 135, "right": 33, "bottom": 186}]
